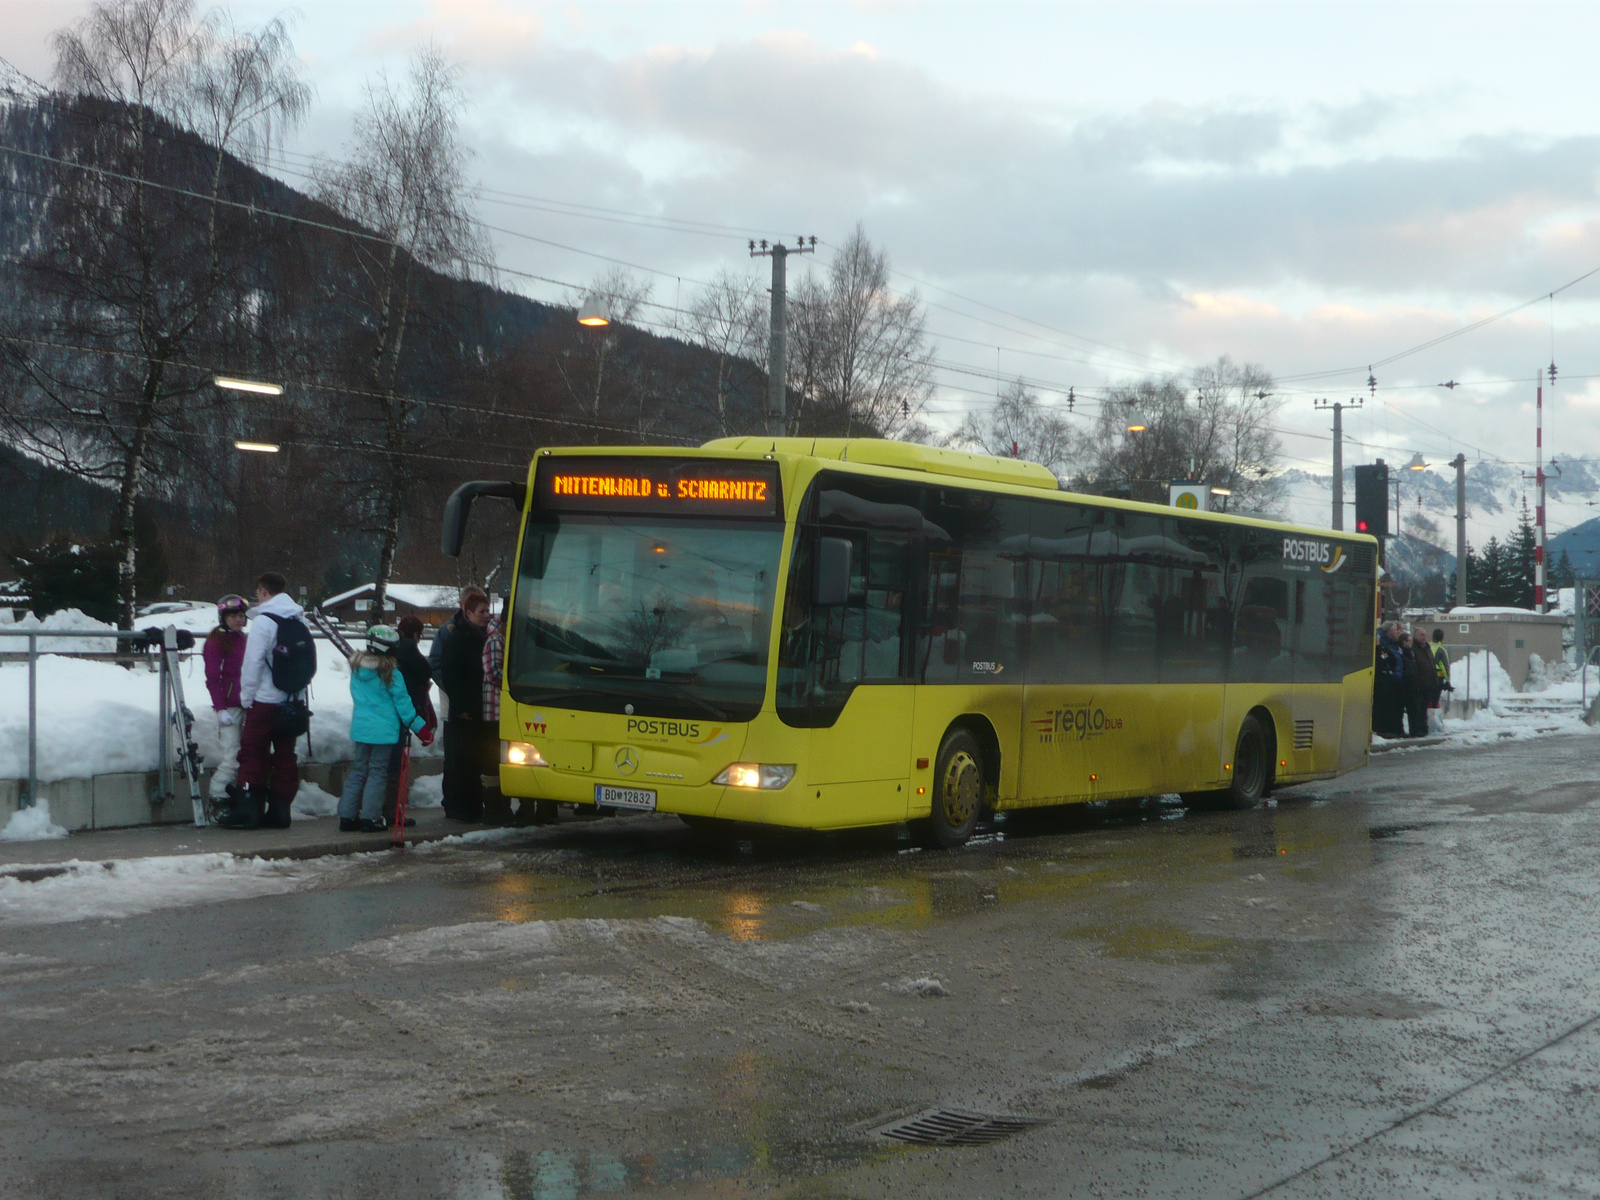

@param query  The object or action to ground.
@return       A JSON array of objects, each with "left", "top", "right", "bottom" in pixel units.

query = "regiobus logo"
[{"left": 1033, "top": 706, "right": 1123, "bottom": 743}]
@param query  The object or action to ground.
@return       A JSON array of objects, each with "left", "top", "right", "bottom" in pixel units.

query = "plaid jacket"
[{"left": 482, "top": 616, "right": 504, "bottom": 722}]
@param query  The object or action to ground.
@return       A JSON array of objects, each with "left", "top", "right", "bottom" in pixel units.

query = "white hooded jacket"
[{"left": 240, "top": 591, "right": 308, "bottom": 707}]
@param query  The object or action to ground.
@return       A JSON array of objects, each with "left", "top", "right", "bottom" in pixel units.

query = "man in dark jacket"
[
  {"left": 439, "top": 589, "right": 491, "bottom": 821},
  {"left": 1373, "top": 622, "right": 1406, "bottom": 738},
  {"left": 384, "top": 616, "right": 438, "bottom": 827}
]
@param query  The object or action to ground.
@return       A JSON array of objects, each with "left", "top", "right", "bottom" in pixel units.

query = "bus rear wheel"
[
  {"left": 916, "top": 729, "right": 986, "bottom": 848},
  {"left": 1182, "top": 715, "right": 1271, "bottom": 811}
]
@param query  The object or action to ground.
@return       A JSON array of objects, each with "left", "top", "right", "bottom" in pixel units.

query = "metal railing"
[
  {"left": 1442, "top": 644, "right": 1493, "bottom": 712},
  {"left": 1, "top": 627, "right": 164, "bottom": 810},
  {"left": 1581, "top": 646, "right": 1600, "bottom": 711},
  {"left": 1, "top": 622, "right": 362, "bottom": 814}
]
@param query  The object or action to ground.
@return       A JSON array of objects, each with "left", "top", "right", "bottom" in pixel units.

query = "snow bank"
[
  {"left": 1440, "top": 705, "right": 1600, "bottom": 747},
  {"left": 1449, "top": 649, "right": 1514, "bottom": 701},
  {"left": 0, "top": 800, "right": 67, "bottom": 841},
  {"left": 291, "top": 780, "right": 340, "bottom": 818},
  {"left": 4, "top": 608, "right": 121, "bottom": 653},
  {"left": 0, "top": 853, "right": 354, "bottom": 927},
  {"left": 0, "top": 618, "right": 442, "bottom": 783},
  {"left": 408, "top": 774, "right": 443, "bottom": 809}
]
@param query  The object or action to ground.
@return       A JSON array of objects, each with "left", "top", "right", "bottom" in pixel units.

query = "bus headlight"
[
  {"left": 713, "top": 763, "right": 795, "bottom": 790},
  {"left": 501, "top": 740, "right": 548, "bottom": 767}
]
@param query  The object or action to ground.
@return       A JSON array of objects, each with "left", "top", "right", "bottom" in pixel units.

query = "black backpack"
[{"left": 264, "top": 612, "right": 318, "bottom": 695}]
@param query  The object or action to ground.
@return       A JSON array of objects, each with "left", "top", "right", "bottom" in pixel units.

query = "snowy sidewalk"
[{"left": 0, "top": 809, "right": 488, "bottom": 876}]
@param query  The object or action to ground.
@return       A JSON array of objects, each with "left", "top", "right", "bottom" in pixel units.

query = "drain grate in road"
[{"left": 867, "top": 1107, "right": 1049, "bottom": 1147}]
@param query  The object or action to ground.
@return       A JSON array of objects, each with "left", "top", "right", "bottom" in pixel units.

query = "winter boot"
[
  {"left": 358, "top": 816, "right": 388, "bottom": 833},
  {"left": 218, "top": 784, "right": 260, "bottom": 830},
  {"left": 262, "top": 790, "right": 292, "bottom": 830}
]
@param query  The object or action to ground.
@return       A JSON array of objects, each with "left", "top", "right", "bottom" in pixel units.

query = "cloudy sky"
[{"left": 4, "top": 1, "right": 1598, "bottom": 534}]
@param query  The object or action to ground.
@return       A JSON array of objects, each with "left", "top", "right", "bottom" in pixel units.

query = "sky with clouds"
[{"left": 3, "top": 0, "right": 1598, "bottom": 533}]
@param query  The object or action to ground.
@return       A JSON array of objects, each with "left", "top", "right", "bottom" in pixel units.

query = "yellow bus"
[{"left": 442, "top": 438, "right": 1377, "bottom": 847}]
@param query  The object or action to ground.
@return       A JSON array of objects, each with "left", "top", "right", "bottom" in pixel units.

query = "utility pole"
[
  {"left": 1314, "top": 398, "right": 1361, "bottom": 530},
  {"left": 1534, "top": 373, "right": 1545, "bottom": 611},
  {"left": 1452, "top": 453, "right": 1467, "bottom": 608},
  {"left": 750, "top": 236, "right": 816, "bottom": 437}
]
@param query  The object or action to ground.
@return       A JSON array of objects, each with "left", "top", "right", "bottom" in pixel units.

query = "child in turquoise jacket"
[{"left": 340, "top": 626, "right": 427, "bottom": 832}]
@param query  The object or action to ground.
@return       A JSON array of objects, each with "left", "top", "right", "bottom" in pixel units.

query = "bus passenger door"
[{"left": 776, "top": 478, "right": 921, "bottom": 827}]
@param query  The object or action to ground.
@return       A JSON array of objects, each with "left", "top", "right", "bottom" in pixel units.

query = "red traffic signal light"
[{"left": 1356, "top": 519, "right": 1369, "bottom": 532}]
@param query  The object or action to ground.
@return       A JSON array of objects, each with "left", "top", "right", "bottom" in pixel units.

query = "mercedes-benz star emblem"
[{"left": 614, "top": 746, "right": 639, "bottom": 776}]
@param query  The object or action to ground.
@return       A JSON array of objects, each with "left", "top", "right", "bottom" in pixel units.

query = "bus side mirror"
[
  {"left": 814, "top": 537, "right": 852, "bottom": 606},
  {"left": 441, "top": 480, "right": 526, "bottom": 557}
]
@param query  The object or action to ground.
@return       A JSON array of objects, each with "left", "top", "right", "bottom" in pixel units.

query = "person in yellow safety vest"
[{"left": 1428, "top": 628, "right": 1452, "bottom": 733}]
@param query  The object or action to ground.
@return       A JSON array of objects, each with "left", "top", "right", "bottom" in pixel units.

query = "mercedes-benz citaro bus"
[{"left": 440, "top": 439, "right": 1378, "bottom": 848}]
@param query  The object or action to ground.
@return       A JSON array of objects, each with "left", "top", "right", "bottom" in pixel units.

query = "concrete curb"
[{"left": 1370, "top": 735, "right": 1449, "bottom": 753}]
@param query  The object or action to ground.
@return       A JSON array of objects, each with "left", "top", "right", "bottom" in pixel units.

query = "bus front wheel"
[
  {"left": 1183, "top": 715, "right": 1271, "bottom": 811},
  {"left": 916, "top": 729, "right": 986, "bottom": 848}
]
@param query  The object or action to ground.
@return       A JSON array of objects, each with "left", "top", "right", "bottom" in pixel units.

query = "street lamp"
[
  {"left": 234, "top": 440, "right": 279, "bottom": 453},
  {"left": 1406, "top": 452, "right": 1428, "bottom": 471},
  {"left": 1125, "top": 406, "right": 1147, "bottom": 433},
  {"left": 214, "top": 376, "right": 283, "bottom": 395},
  {"left": 576, "top": 296, "right": 611, "bottom": 327}
]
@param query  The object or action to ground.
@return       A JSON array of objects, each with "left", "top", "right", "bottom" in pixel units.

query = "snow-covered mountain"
[{"left": 1277, "top": 457, "right": 1600, "bottom": 556}]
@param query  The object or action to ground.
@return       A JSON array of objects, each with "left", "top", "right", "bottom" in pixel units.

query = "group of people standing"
[
  {"left": 1374, "top": 622, "right": 1451, "bottom": 739},
  {"left": 200, "top": 577, "right": 518, "bottom": 833}
]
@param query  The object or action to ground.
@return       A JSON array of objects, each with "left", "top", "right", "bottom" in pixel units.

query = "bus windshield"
[{"left": 507, "top": 514, "right": 784, "bottom": 721}]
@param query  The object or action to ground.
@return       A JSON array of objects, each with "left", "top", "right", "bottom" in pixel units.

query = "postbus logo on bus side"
[{"left": 1282, "top": 538, "right": 1349, "bottom": 575}]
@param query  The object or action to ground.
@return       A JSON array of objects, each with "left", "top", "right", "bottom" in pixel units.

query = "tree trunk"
[
  {"left": 114, "top": 353, "right": 167, "bottom": 630},
  {"left": 371, "top": 401, "right": 406, "bottom": 629},
  {"left": 368, "top": 255, "right": 413, "bottom": 621}
]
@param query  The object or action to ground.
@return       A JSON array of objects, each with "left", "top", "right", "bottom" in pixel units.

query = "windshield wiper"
[{"left": 644, "top": 684, "right": 730, "bottom": 721}]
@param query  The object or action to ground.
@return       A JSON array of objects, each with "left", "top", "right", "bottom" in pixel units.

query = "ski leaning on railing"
[{"left": 306, "top": 607, "right": 357, "bottom": 658}]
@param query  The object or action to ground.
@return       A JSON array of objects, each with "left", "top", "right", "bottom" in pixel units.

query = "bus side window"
[
  {"left": 956, "top": 493, "right": 1030, "bottom": 682},
  {"left": 1161, "top": 517, "right": 1228, "bottom": 684},
  {"left": 1233, "top": 545, "right": 1292, "bottom": 681},
  {"left": 1026, "top": 501, "right": 1101, "bottom": 684},
  {"left": 1103, "top": 511, "right": 1164, "bottom": 684}
]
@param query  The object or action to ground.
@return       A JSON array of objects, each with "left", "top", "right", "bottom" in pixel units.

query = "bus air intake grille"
[
  {"left": 864, "top": 1107, "right": 1050, "bottom": 1147},
  {"left": 1294, "top": 720, "right": 1314, "bottom": 750}
]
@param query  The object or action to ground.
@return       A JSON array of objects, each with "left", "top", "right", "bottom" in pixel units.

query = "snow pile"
[
  {"left": 0, "top": 620, "right": 443, "bottom": 783},
  {"left": 4, "top": 608, "right": 121, "bottom": 653},
  {"left": 408, "top": 774, "right": 443, "bottom": 809},
  {"left": 1449, "top": 650, "right": 1515, "bottom": 701},
  {"left": 0, "top": 853, "right": 353, "bottom": 927},
  {"left": 1440, "top": 704, "right": 1600, "bottom": 747},
  {"left": 291, "top": 780, "right": 340, "bottom": 818},
  {"left": 0, "top": 800, "right": 67, "bottom": 841}
]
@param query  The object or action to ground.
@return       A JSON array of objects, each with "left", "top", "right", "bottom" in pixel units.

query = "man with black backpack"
[{"left": 226, "top": 571, "right": 317, "bottom": 829}]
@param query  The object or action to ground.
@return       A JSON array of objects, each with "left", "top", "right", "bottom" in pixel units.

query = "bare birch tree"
[
  {"left": 315, "top": 47, "right": 489, "bottom": 616},
  {"left": 686, "top": 268, "right": 763, "bottom": 435},
  {"left": 1083, "top": 356, "right": 1283, "bottom": 512},
  {"left": 785, "top": 225, "right": 931, "bottom": 437},
  {"left": 948, "top": 377, "right": 1080, "bottom": 476},
  {"left": 0, "top": 0, "right": 308, "bottom": 627}
]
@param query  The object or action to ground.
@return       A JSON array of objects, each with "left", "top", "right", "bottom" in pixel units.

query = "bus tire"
[
  {"left": 916, "top": 729, "right": 986, "bottom": 848},
  {"left": 1181, "top": 715, "right": 1271, "bottom": 811}
]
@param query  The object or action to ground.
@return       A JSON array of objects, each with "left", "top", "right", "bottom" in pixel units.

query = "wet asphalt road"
[{"left": 2, "top": 733, "right": 1598, "bottom": 1199}]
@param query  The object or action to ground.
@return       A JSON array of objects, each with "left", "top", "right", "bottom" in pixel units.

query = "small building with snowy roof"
[
  {"left": 320, "top": 583, "right": 464, "bottom": 628},
  {"left": 1423, "top": 607, "right": 1566, "bottom": 692}
]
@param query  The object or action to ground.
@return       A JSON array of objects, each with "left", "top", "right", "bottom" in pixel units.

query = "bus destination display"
[{"left": 536, "top": 457, "right": 782, "bottom": 518}]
